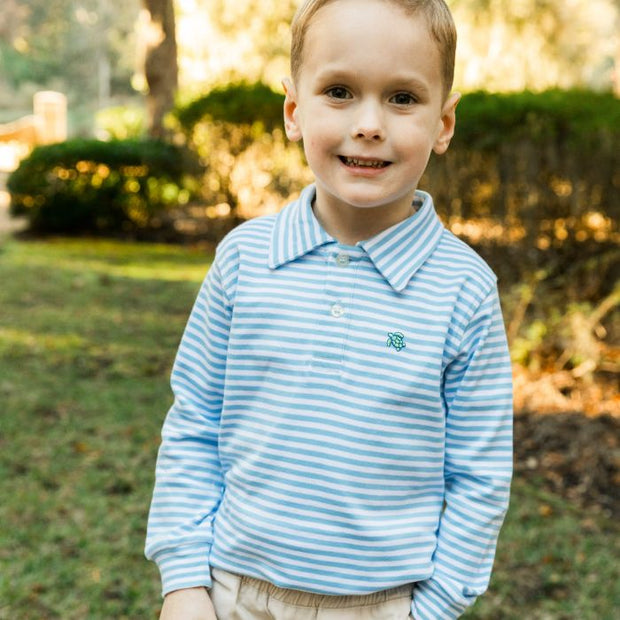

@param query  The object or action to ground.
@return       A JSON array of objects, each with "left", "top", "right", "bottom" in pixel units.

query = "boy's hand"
[{"left": 159, "top": 587, "right": 217, "bottom": 620}]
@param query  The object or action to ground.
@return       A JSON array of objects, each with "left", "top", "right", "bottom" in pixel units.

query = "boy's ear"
[
  {"left": 282, "top": 78, "right": 302, "bottom": 142},
  {"left": 433, "top": 91, "right": 461, "bottom": 155}
]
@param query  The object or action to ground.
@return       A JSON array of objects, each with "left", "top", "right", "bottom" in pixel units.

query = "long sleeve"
[
  {"left": 412, "top": 286, "right": 513, "bottom": 619},
  {"left": 145, "top": 258, "right": 232, "bottom": 596}
]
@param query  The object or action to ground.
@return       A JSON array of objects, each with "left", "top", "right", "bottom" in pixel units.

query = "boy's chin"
[{"left": 319, "top": 191, "right": 416, "bottom": 213}]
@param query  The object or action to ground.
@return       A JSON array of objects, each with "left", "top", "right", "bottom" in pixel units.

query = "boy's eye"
[
  {"left": 325, "top": 87, "right": 351, "bottom": 100},
  {"left": 390, "top": 92, "right": 417, "bottom": 105}
]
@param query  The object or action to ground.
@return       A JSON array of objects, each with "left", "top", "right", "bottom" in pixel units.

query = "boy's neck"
[{"left": 312, "top": 195, "right": 417, "bottom": 246}]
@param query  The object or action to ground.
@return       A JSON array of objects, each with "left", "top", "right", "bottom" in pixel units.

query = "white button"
[
  {"left": 335, "top": 253, "right": 350, "bottom": 267},
  {"left": 330, "top": 303, "right": 345, "bottom": 318}
]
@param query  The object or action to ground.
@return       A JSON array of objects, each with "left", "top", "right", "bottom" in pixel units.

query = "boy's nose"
[{"left": 351, "top": 101, "right": 385, "bottom": 141}]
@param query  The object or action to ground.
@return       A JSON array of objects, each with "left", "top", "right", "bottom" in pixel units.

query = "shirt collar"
[
  {"left": 269, "top": 184, "right": 445, "bottom": 293},
  {"left": 268, "top": 184, "right": 334, "bottom": 269}
]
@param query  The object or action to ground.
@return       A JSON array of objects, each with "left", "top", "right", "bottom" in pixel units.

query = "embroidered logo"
[{"left": 387, "top": 332, "right": 406, "bottom": 352}]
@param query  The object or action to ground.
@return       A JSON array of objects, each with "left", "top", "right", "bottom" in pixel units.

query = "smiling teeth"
[{"left": 343, "top": 157, "right": 388, "bottom": 168}]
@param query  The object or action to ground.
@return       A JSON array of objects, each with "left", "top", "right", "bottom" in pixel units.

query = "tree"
[
  {"left": 140, "top": 0, "right": 178, "bottom": 138},
  {"left": 0, "top": 0, "right": 140, "bottom": 117},
  {"left": 174, "top": 0, "right": 297, "bottom": 94},
  {"left": 449, "top": 0, "right": 619, "bottom": 92}
]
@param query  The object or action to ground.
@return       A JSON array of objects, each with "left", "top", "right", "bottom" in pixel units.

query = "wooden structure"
[{"left": 0, "top": 91, "right": 67, "bottom": 172}]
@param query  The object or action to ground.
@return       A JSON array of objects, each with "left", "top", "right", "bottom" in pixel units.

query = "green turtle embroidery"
[{"left": 387, "top": 332, "right": 406, "bottom": 352}]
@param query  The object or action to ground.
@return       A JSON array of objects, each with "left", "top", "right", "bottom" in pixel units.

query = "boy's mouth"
[{"left": 339, "top": 156, "right": 391, "bottom": 169}]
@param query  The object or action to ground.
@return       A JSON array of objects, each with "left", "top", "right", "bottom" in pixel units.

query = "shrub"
[
  {"left": 7, "top": 138, "right": 202, "bottom": 234},
  {"left": 172, "top": 85, "right": 619, "bottom": 229},
  {"left": 422, "top": 89, "right": 619, "bottom": 259},
  {"left": 176, "top": 82, "right": 285, "bottom": 132},
  {"left": 455, "top": 89, "right": 620, "bottom": 149},
  {"left": 174, "top": 82, "right": 311, "bottom": 220},
  {"left": 420, "top": 91, "right": 619, "bottom": 380},
  {"left": 95, "top": 105, "right": 147, "bottom": 140}
]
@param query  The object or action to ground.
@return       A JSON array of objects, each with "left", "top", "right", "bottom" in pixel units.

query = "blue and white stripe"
[{"left": 146, "top": 184, "right": 513, "bottom": 619}]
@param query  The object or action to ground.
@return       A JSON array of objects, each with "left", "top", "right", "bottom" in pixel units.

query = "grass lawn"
[{"left": 1, "top": 238, "right": 618, "bottom": 619}]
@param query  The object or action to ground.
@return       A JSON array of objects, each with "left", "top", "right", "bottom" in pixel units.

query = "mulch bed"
[{"left": 514, "top": 410, "right": 619, "bottom": 517}]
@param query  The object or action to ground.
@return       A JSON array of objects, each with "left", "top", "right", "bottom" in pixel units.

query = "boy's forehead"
[
  {"left": 307, "top": 0, "right": 411, "bottom": 29},
  {"left": 291, "top": 0, "right": 456, "bottom": 99},
  {"left": 299, "top": 0, "right": 442, "bottom": 83},
  {"left": 302, "top": 0, "right": 424, "bottom": 36},
  {"left": 303, "top": 0, "right": 437, "bottom": 56}
]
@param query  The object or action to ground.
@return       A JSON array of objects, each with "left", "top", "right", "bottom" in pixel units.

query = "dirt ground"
[{"left": 513, "top": 367, "right": 619, "bottom": 517}]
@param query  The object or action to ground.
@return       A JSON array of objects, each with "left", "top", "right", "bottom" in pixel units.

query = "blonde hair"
[{"left": 290, "top": 0, "right": 457, "bottom": 100}]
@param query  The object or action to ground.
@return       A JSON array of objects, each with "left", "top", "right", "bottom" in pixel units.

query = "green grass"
[
  {"left": 464, "top": 477, "right": 619, "bottom": 619},
  {"left": 1, "top": 238, "right": 618, "bottom": 619}
]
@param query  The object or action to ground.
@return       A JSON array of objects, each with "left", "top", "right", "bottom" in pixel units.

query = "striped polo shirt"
[{"left": 146, "top": 184, "right": 513, "bottom": 620}]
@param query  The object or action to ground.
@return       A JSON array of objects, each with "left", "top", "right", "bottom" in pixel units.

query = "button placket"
[
  {"left": 329, "top": 251, "right": 350, "bottom": 319},
  {"left": 325, "top": 249, "right": 359, "bottom": 319},
  {"left": 312, "top": 246, "right": 361, "bottom": 369}
]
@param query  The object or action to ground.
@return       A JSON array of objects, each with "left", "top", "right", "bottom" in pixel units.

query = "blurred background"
[
  {"left": 0, "top": 1, "right": 618, "bottom": 618},
  {"left": 1, "top": 0, "right": 618, "bottom": 126}
]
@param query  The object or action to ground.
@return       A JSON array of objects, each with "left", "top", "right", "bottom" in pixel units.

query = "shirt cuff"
[
  {"left": 412, "top": 577, "right": 477, "bottom": 620},
  {"left": 153, "top": 546, "right": 213, "bottom": 597}
]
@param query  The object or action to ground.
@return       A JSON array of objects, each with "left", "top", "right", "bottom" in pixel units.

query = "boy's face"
[{"left": 284, "top": 0, "right": 459, "bottom": 232}]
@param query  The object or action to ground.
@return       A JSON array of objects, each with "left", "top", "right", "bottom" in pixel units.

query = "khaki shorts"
[{"left": 210, "top": 568, "right": 414, "bottom": 620}]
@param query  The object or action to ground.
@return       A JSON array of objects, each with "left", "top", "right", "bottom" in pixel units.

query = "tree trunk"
[{"left": 141, "top": 0, "right": 178, "bottom": 138}]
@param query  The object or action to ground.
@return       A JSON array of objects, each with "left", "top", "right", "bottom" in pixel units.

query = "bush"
[
  {"left": 172, "top": 85, "right": 619, "bottom": 228},
  {"left": 421, "top": 89, "right": 619, "bottom": 273},
  {"left": 174, "top": 82, "right": 311, "bottom": 220},
  {"left": 95, "top": 105, "right": 147, "bottom": 140},
  {"left": 455, "top": 89, "right": 620, "bottom": 149},
  {"left": 420, "top": 91, "right": 619, "bottom": 380},
  {"left": 7, "top": 138, "right": 203, "bottom": 234},
  {"left": 176, "top": 82, "right": 285, "bottom": 132}
]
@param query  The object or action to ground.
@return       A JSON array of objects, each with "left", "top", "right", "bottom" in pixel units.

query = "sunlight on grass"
[
  {"left": 0, "top": 327, "right": 87, "bottom": 353},
  {"left": 2, "top": 238, "right": 210, "bottom": 283},
  {"left": 58, "top": 259, "right": 208, "bottom": 282}
]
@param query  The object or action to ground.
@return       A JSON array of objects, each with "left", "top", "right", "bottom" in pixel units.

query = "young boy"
[{"left": 146, "top": 0, "right": 513, "bottom": 618}]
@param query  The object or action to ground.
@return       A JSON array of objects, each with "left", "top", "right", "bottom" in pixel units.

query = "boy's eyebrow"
[{"left": 388, "top": 75, "right": 432, "bottom": 96}]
